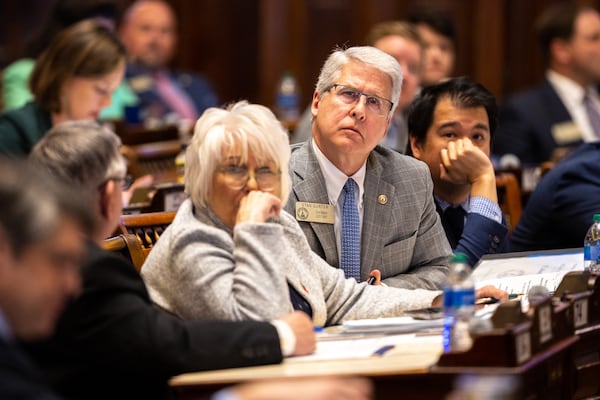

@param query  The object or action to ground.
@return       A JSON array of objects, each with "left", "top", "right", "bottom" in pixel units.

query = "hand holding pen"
[{"left": 366, "top": 269, "right": 381, "bottom": 285}]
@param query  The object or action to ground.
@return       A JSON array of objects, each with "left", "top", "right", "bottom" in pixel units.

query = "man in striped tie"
[{"left": 119, "top": 0, "right": 219, "bottom": 124}]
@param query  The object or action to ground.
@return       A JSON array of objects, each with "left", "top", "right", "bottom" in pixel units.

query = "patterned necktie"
[
  {"left": 583, "top": 93, "right": 600, "bottom": 138},
  {"left": 153, "top": 71, "right": 198, "bottom": 120},
  {"left": 444, "top": 206, "right": 466, "bottom": 246},
  {"left": 340, "top": 179, "right": 361, "bottom": 281}
]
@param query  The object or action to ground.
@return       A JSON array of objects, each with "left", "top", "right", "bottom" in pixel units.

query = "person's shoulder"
[
  {"left": 503, "top": 80, "right": 550, "bottom": 107},
  {"left": 83, "top": 242, "right": 144, "bottom": 286},
  {"left": 289, "top": 141, "right": 311, "bottom": 168},
  {"left": 3, "top": 58, "right": 35, "bottom": 79},
  {"left": 371, "top": 145, "right": 429, "bottom": 171}
]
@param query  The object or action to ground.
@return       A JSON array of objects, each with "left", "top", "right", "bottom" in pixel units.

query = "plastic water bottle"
[
  {"left": 275, "top": 71, "right": 300, "bottom": 123},
  {"left": 443, "top": 252, "right": 476, "bottom": 353},
  {"left": 584, "top": 214, "right": 600, "bottom": 273}
]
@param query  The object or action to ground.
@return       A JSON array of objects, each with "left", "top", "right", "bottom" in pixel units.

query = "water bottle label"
[
  {"left": 583, "top": 244, "right": 600, "bottom": 261},
  {"left": 443, "top": 287, "right": 475, "bottom": 309}
]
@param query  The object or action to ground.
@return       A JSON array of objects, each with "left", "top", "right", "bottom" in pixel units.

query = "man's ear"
[
  {"left": 99, "top": 180, "right": 115, "bottom": 219},
  {"left": 551, "top": 38, "right": 572, "bottom": 65},
  {"left": 409, "top": 135, "right": 422, "bottom": 159},
  {"left": 310, "top": 90, "right": 320, "bottom": 118}
]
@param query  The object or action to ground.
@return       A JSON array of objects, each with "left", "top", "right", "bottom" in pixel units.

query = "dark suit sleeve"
[
  {"left": 30, "top": 244, "right": 283, "bottom": 399},
  {"left": 455, "top": 213, "right": 508, "bottom": 267},
  {"left": 76, "top": 246, "right": 282, "bottom": 372}
]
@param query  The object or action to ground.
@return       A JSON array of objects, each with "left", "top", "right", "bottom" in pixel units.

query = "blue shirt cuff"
[{"left": 469, "top": 196, "right": 502, "bottom": 222}]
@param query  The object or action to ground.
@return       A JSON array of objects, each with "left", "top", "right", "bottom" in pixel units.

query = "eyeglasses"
[
  {"left": 216, "top": 165, "right": 281, "bottom": 191},
  {"left": 107, "top": 175, "right": 133, "bottom": 190},
  {"left": 328, "top": 84, "right": 393, "bottom": 116}
]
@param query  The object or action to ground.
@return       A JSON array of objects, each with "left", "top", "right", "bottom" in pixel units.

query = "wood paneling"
[{"left": 2, "top": 0, "right": 600, "bottom": 110}]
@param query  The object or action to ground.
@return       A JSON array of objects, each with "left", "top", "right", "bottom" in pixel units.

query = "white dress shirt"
[{"left": 311, "top": 140, "right": 366, "bottom": 263}]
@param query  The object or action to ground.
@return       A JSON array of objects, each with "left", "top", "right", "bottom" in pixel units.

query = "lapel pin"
[{"left": 377, "top": 194, "right": 388, "bottom": 205}]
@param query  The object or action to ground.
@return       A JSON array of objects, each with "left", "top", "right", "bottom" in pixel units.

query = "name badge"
[
  {"left": 295, "top": 202, "right": 334, "bottom": 224},
  {"left": 551, "top": 121, "right": 582, "bottom": 144},
  {"left": 128, "top": 75, "right": 154, "bottom": 92}
]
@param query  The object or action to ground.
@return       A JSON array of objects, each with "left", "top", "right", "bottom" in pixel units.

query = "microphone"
[{"left": 527, "top": 285, "right": 550, "bottom": 305}]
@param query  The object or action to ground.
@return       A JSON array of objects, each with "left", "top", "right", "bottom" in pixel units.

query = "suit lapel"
[
  {"left": 361, "top": 153, "right": 395, "bottom": 274},
  {"left": 290, "top": 142, "right": 339, "bottom": 267}
]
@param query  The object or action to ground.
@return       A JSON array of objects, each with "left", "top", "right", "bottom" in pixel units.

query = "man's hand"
[
  {"left": 476, "top": 285, "right": 508, "bottom": 301},
  {"left": 279, "top": 311, "right": 316, "bottom": 356},
  {"left": 439, "top": 138, "right": 497, "bottom": 201},
  {"left": 367, "top": 269, "right": 381, "bottom": 285}
]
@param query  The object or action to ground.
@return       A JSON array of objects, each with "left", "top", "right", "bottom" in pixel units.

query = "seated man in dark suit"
[
  {"left": 25, "top": 121, "right": 317, "bottom": 400},
  {"left": 0, "top": 161, "right": 91, "bottom": 400},
  {"left": 118, "top": 0, "right": 219, "bottom": 124},
  {"left": 493, "top": 3, "right": 600, "bottom": 165},
  {"left": 407, "top": 77, "right": 509, "bottom": 267},
  {"left": 511, "top": 142, "right": 600, "bottom": 252}
]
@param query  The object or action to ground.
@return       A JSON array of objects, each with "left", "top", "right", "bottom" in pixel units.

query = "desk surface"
[
  {"left": 170, "top": 334, "right": 442, "bottom": 387},
  {"left": 169, "top": 331, "right": 580, "bottom": 400}
]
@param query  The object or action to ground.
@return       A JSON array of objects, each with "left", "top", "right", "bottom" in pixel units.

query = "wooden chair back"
[
  {"left": 111, "top": 122, "right": 179, "bottom": 145},
  {"left": 121, "top": 140, "right": 182, "bottom": 179},
  {"left": 496, "top": 172, "right": 523, "bottom": 233},
  {"left": 102, "top": 233, "right": 146, "bottom": 272},
  {"left": 118, "top": 211, "right": 176, "bottom": 261},
  {"left": 123, "top": 182, "right": 187, "bottom": 214}
]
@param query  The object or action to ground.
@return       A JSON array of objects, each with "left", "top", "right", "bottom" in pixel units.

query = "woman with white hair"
[{"left": 141, "top": 100, "right": 505, "bottom": 326}]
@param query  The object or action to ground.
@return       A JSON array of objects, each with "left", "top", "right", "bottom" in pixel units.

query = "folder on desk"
[
  {"left": 471, "top": 248, "right": 584, "bottom": 294},
  {"left": 338, "top": 316, "right": 444, "bottom": 335}
]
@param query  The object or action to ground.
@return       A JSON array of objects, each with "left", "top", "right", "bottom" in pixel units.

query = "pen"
[
  {"left": 475, "top": 297, "right": 499, "bottom": 305},
  {"left": 475, "top": 293, "right": 522, "bottom": 305},
  {"left": 372, "top": 344, "right": 395, "bottom": 356},
  {"left": 367, "top": 276, "right": 376, "bottom": 285}
]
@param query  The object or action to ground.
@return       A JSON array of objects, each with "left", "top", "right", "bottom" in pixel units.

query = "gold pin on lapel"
[{"left": 377, "top": 194, "right": 388, "bottom": 205}]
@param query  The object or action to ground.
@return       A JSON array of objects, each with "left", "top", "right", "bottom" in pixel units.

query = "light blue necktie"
[{"left": 340, "top": 178, "right": 361, "bottom": 281}]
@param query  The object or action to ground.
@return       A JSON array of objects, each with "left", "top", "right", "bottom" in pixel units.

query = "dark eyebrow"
[{"left": 438, "top": 121, "right": 489, "bottom": 132}]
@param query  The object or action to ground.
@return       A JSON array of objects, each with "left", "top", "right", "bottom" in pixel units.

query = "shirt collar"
[
  {"left": 311, "top": 140, "right": 366, "bottom": 207},
  {"left": 546, "top": 69, "right": 591, "bottom": 104}
]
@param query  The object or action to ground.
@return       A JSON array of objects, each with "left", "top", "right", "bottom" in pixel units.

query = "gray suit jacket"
[
  {"left": 141, "top": 200, "right": 441, "bottom": 327},
  {"left": 285, "top": 141, "right": 451, "bottom": 290}
]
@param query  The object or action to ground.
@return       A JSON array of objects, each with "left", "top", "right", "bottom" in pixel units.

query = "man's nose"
[{"left": 350, "top": 96, "right": 367, "bottom": 120}]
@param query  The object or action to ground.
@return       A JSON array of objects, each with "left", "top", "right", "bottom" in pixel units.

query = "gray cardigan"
[{"left": 141, "top": 199, "right": 441, "bottom": 327}]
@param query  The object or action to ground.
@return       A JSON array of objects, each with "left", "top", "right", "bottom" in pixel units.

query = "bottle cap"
[
  {"left": 451, "top": 252, "right": 468, "bottom": 264},
  {"left": 594, "top": 214, "right": 600, "bottom": 222}
]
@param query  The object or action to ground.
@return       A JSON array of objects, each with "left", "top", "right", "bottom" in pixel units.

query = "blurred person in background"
[
  {"left": 118, "top": 0, "right": 220, "bottom": 126},
  {"left": 24, "top": 120, "right": 318, "bottom": 400},
  {"left": 1, "top": 0, "right": 122, "bottom": 110},
  {"left": 0, "top": 19, "right": 126, "bottom": 157},
  {"left": 0, "top": 160, "right": 90, "bottom": 399},
  {"left": 493, "top": 3, "right": 600, "bottom": 165},
  {"left": 407, "top": 8, "right": 457, "bottom": 87}
]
